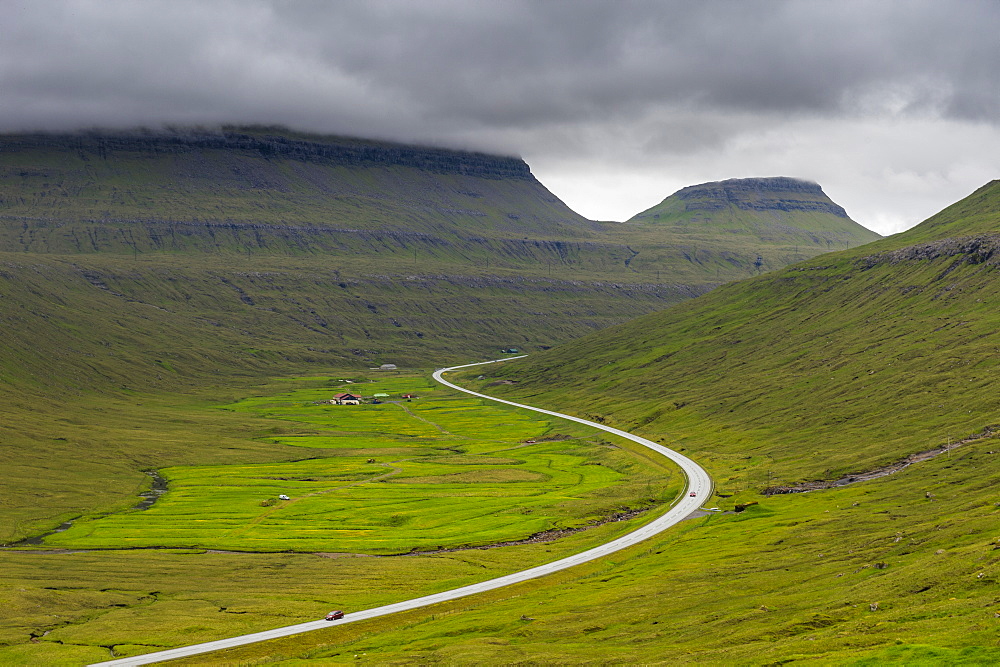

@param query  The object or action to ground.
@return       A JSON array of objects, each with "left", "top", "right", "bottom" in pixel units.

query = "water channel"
[{"left": 10, "top": 470, "right": 167, "bottom": 547}]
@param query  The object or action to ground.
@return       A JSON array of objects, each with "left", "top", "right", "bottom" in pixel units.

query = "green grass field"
[
  {"left": 43, "top": 378, "right": 661, "bottom": 553},
  {"left": 156, "top": 394, "right": 1000, "bottom": 666},
  {"left": 0, "top": 370, "right": 681, "bottom": 663}
]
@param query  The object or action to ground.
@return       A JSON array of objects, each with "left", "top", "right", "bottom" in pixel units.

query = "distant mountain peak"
[
  {"left": 627, "top": 175, "right": 879, "bottom": 248},
  {"left": 671, "top": 176, "right": 848, "bottom": 218}
]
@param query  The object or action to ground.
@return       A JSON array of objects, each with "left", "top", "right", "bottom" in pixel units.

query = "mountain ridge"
[{"left": 3, "top": 127, "right": 533, "bottom": 180}]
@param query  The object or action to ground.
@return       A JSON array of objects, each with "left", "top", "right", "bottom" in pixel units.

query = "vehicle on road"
[
  {"left": 689, "top": 492, "right": 697, "bottom": 497},
  {"left": 325, "top": 610, "right": 345, "bottom": 620}
]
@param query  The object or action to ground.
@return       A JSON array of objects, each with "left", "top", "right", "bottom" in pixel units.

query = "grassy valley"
[
  {"left": 0, "top": 128, "right": 878, "bottom": 540},
  {"left": 42, "top": 375, "right": 675, "bottom": 554},
  {"left": 153, "top": 183, "right": 1000, "bottom": 664},
  {"left": 0, "top": 127, "right": 899, "bottom": 664},
  {"left": 0, "top": 371, "right": 678, "bottom": 664}
]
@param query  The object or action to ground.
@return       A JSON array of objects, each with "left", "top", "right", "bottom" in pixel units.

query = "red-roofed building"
[{"left": 332, "top": 392, "right": 362, "bottom": 405}]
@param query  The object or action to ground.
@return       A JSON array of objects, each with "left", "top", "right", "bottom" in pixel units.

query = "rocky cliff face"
[
  {"left": 857, "top": 233, "right": 1000, "bottom": 269},
  {"left": 673, "top": 177, "right": 848, "bottom": 217}
]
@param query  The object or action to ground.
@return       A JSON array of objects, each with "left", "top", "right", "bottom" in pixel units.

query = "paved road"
[{"left": 91, "top": 358, "right": 712, "bottom": 666}]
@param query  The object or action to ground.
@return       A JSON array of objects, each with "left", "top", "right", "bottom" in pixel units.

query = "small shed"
[
  {"left": 401, "top": 393, "right": 417, "bottom": 399},
  {"left": 379, "top": 363, "right": 398, "bottom": 370},
  {"left": 332, "top": 392, "right": 362, "bottom": 405}
]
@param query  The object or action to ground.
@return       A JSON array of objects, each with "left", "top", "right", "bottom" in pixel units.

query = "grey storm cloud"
[
  {"left": 4, "top": 0, "right": 999, "bottom": 135},
  {"left": 2, "top": 0, "right": 999, "bottom": 232}
]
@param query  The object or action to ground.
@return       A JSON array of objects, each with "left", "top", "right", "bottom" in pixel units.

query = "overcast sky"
[{"left": 4, "top": 0, "right": 999, "bottom": 234}]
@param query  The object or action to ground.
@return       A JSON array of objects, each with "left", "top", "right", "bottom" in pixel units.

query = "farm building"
[
  {"left": 379, "top": 363, "right": 397, "bottom": 370},
  {"left": 332, "top": 392, "right": 362, "bottom": 405}
]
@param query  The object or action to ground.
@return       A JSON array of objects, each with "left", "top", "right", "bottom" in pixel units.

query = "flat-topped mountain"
[
  {"left": 596, "top": 176, "right": 879, "bottom": 284},
  {"left": 0, "top": 126, "right": 597, "bottom": 246},
  {"left": 5, "top": 128, "right": 534, "bottom": 180},
  {"left": 626, "top": 176, "right": 879, "bottom": 248},
  {"left": 671, "top": 177, "right": 847, "bottom": 216},
  {"left": 0, "top": 127, "right": 682, "bottom": 391}
]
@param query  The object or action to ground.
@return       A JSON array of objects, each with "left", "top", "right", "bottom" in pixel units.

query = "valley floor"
[
  {"left": 0, "top": 370, "right": 676, "bottom": 664},
  {"left": 4, "top": 367, "right": 1000, "bottom": 664}
]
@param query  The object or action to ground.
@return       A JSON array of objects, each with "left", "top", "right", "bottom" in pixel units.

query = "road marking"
[{"left": 90, "top": 358, "right": 711, "bottom": 666}]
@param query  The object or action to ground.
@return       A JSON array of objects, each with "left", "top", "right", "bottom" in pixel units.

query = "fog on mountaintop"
[{"left": 2, "top": 0, "right": 999, "bottom": 233}]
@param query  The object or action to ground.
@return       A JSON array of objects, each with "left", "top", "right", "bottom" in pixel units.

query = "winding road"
[{"left": 90, "top": 358, "right": 712, "bottom": 666}]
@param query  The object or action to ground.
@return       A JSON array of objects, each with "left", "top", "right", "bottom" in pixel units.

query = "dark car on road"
[{"left": 325, "top": 610, "right": 345, "bottom": 620}]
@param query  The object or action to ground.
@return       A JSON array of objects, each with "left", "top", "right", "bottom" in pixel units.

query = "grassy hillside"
[
  {"left": 868, "top": 180, "right": 1000, "bottom": 246},
  {"left": 480, "top": 181, "right": 1000, "bottom": 486},
  {"left": 0, "top": 130, "right": 879, "bottom": 381},
  {"left": 152, "top": 184, "right": 1000, "bottom": 665},
  {"left": 0, "top": 251, "right": 697, "bottom": 393},
  {"left": 271, "top": 179, "right": 999, "bottom": 662}
]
